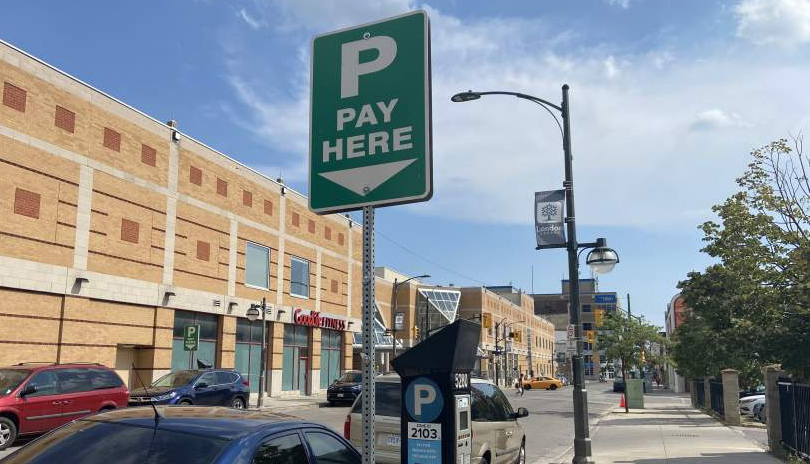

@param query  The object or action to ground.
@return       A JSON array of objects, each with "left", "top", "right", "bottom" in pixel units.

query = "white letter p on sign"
[
  {"left": 341, "top": 36, "right": 397, "bottom": 98},
  {"left": 414, "top": 384, "right": 435, "bottom": 416}
]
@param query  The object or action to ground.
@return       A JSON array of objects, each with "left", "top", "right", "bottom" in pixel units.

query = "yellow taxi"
[{"left": 523, "top": 376, "right": 563, "bottom": 390}]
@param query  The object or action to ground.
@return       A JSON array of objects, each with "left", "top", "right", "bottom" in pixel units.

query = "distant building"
[
  {"left": 664, "top": 293, "right": 692, "bottom": 392},
  {"left": 533, "top": 279, "right": 619, "bottom": 381}
]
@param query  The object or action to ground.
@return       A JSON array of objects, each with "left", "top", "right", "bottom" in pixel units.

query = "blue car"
[
  {"left": 128, "top": 369, "right": 250, "bottom": 409},
  {"left": 0, "top": 406, "right": 360, "bottom": 464}
]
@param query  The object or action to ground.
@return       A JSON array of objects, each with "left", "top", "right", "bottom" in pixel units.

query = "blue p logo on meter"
[{"left": 405, "top": 377, "right": 444, "bottom": 422}]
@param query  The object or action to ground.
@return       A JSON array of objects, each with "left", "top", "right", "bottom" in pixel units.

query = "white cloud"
[
  {"left": 690, "top": 109, "right": 751, "bottom": 131},
  {"left": 237, "top": 8, "right": 265, "bottom": 30},
  {"left": 734, "top": 0, "right": 810, "bottom": 47},
  {"left": 607, "top": 0, "right": 631, "bottom": 9},
  {"left": 604, "top": 55, "right": 620, "bottom": 79},
  {"left": 220, "top": 2, "right": 810, "bottom": 229}
]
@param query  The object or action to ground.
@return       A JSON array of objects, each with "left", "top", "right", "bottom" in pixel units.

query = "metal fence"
[
  {"left": 710, "top": 379, "right": 725, "bottom": 418},
  {"left": 779, "top": 380, "right": 810, "bottom": 458},
  {"left": 695, "top": 379, "right": 705, "bottom": 408}
]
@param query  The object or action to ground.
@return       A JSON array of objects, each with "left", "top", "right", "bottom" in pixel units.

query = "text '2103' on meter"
[{"left": 309, "top": 10, "right": 432, "bottom": 214}]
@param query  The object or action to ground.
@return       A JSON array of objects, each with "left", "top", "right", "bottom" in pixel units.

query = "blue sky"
[{"left": 4, "top": 0, "right": 810, "bottom": 325}]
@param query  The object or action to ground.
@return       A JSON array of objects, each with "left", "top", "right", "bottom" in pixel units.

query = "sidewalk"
[
  {"left": 251, "top": 394, "right": 328, "bottom": 411},
  {"left": 587, "top": 390, "right": 781, "bottom": 463}
]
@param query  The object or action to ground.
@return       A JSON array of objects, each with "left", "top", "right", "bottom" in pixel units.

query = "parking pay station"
[{"left": 391, "top": 319, "right": 481, "bottom": 464}]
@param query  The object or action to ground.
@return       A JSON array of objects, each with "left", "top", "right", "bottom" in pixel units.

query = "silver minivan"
[{"left": 344, "top": 374, "right": 527, "bottom": 464}]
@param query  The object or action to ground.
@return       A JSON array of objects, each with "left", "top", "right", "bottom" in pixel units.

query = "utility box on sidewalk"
[{"left": 626, "top": 379, "right": 645, "bottom": 409}]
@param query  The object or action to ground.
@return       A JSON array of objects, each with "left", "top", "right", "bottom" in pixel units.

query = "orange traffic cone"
[{"left": 620, "top": 394, "right": 626, "bottom": 408}]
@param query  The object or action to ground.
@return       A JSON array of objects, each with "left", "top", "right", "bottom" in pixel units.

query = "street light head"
[
  {"left": 418, "top": 274, "right": 431, "bottom": 279},
  {"left": 586, "top": 246, "right": 620, "bottom": 274},
  {"left": 451, "top": 90, "right": 481, "bottom": 102},
  {"left": 246, "top": 304, "right": 260, "bottom": 322}
]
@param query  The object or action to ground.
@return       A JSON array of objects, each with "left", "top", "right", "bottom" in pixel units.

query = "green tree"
[
  {"left": 674, "top": 136, "right": 810, "bottom": 383},
  {"left": 598, "top": 312, "right": 663, "bottom": 412}
]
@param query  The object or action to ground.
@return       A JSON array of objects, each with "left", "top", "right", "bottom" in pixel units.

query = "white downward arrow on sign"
[{"left": 319, "top": 159, "right": 417, "bottom": 196}]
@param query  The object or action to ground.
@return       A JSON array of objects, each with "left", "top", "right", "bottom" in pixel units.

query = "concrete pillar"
[
  {"left": 721, "top": 369, "right": 741, "bottom": 425},
  {"left": 763, "top": 364, "right": 786, "bottom": 458},
  {"left": 704, "top": 379, "right": 712, "bottom": 412}
]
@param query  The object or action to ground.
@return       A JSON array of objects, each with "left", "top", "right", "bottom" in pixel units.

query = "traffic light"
[
  {"left": 513, "top": 331, "right": 521, "bottom": 343},
  {"left": 411, "top": 325, "right": 420, "bottom": 339},
  {"left": 482, "top": 312, "right": 492, "bottom": 328}
]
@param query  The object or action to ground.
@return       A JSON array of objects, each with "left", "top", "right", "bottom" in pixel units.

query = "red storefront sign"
[{"left": 294, "top": 308, "right": 346, "bottom": 331}]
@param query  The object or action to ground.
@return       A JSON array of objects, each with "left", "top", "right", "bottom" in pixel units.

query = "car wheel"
[
  {"left": 328, "top": 400, "right": 336, "bottom": 407},
  {"left": 550, "top": 384, "right": 557, "bottom": 390},
  {"left": 231, "top": 397, "right": 245, "bottom": 409},
  {"left": 178, "top": 399, "right": 193, "bottom": 406},
  {"left": 524, "top": 385, "right": 532, "bottom": 390},
  {"left": 0, "top": 417, "right": 17, "bottom": 451},
  {"left": 516, "top": 442, "right": 526, "bottom": 464}
]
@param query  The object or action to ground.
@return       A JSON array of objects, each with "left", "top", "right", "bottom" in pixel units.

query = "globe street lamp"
[
  {"left": 246, "top": 298, "right": 267, "bottom": 409},
  {"left": 451, "top": 85, "right": 619, "bottom": 464}
]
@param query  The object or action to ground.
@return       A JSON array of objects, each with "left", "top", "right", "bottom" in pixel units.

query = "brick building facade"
[{"left": 0, "top": 40, "right": 364, "bottom": 399}]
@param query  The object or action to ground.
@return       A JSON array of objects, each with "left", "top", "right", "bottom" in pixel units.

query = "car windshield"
[
  {"left": 338, "top": 373, "right": 361, "bottom": 383},
  {"left": 0, "top": 369, "right": 30, "bottom": 396},
  {"left": 151, "top": 371, "right": 199, "bottom": 388},
  {"left": 2, "top": 419, "right": 230, "bottom": 464}
]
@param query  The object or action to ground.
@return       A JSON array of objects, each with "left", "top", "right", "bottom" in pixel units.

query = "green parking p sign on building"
[
  {"left": 183, "top": 324, "right": 200, "bottom": 352},
  {"left": 309, "top": 11, "right": 432, "bottom": 214}
]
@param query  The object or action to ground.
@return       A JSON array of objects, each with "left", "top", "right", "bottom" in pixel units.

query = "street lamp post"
[
  {"left": 494, "top": 319, "right": 523, "bottom": 387},
  {"left": 391, "top": 274, "right": 430, "bottom": 358},
  {"left": 452, "top": 85, "right": 620, "bottom": 464},
  {"left": 246, "top": 298, "right": 268, "bottom": 409}
]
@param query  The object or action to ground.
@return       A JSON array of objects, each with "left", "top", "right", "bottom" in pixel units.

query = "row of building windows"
[{"left": 170, "top": 310, "right": 344, "bottom": 394}]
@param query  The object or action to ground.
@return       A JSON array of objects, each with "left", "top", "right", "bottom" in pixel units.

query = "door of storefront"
[
  {"left": 171, "top": 311, "right": 219, "bottom": 371},
  {"left": 298, "top": 357, "right": 308, "bottom": 395},
  {"left": 282, "top": 325, "right": 310, "bottom": 395}
]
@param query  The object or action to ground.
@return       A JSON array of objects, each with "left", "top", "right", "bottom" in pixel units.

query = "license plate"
[
  {"left": 337, "top": 393, "right": 344, "bottom": 398},
  {"left": 387, "top": 435, "right": 401, "bottom": 447}
]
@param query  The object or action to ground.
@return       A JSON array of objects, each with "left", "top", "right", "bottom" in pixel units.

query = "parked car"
[
  {"left": 0, "top": 406, "right": 360, "bottom": 464},
  {"left": 739, "top": 385, "right": 765, "bottom": 399},
  {"left": 345, "top": 374, "right": 528, "bottom": 464},
  {"left": 739, "top": 394, "right": 765, "bottom": 415},
  {"left": 751, "top": 399, "right": 766, "bottom": 422},
  {"left": 0, "top": 362, "right": 128, "bottom": 450},
  {"left": 128, "top": 369, "right": 249, "bottom": 409},
  {"left": 523, "top": 376, "right": 563, "bottom": 390},
  {"left": 327, "top": 370, "right": 362, "bottom": 405},
  {"left": 755, "top": 401, "right": 767, "bottom": 423},
  {"left": 612, "top": 377, "right": 650, "bottom": 393}
]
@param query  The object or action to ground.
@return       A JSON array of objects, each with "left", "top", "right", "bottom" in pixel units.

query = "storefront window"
[
  {"left": 290, "top": 257, "right": 310, "bottom": 298},
  {"left": 319, "top": 330, "right": 342, "bottom": 389},
  {"left": 235, "top": 318, "right": 266, "bottom": 393},
  {"left": 171, "top": 311, "right": 218, "bottom": 371},
  {"left": 282, "top": 325, "right": 310, "bottom": 393},
  {"left": 245, "top": 242, "right": 270, "bottom": 289}
]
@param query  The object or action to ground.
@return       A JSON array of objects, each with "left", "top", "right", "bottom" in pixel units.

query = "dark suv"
[
  {"left": 327, "top": 371, "right": 362, "bottom": 405},
  {"left": 128, "top": 369, "right": 249, "bottom": 409},
  {"left": 0, "top": 363, "right": 128, "bottom": 450}
]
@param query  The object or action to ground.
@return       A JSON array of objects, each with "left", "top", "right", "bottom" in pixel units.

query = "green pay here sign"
[
  {"left": 309, "top": 11, "right": 432, "bottom": 214},
  {"left": 183, "top": 324, "right": 200, "bottom": 352}
]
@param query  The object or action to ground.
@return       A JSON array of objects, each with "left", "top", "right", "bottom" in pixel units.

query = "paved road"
[
  {"left": 0, "top": 382, "right": 620, "bottom": 461},
  {"left": 292, "top": 381, "right": 621, "bottom": 464}
]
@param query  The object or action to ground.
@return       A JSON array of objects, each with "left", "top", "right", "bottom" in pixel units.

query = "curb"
[{"left": 541, "top": 406, "right": 615, "bottom": 464}]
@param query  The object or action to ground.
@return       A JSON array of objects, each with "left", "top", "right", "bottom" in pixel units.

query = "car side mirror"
[
  {"left": 195, "top": 382, "right": 208, "bottom": 390},
  {"left": 20, "top": 385, "right": 37, "bottom": 396},
  {"left": 514, "top": 407, "right": 529, "bottom": 419}
]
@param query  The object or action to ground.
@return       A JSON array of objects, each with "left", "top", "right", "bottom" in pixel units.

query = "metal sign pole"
[{"left": 361, "top": 206, "right": 376, "bottom": 464}]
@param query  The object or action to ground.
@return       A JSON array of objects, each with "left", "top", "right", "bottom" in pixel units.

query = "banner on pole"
[{"left": 535, "top": 190, "right": 566, "bottom": 247}]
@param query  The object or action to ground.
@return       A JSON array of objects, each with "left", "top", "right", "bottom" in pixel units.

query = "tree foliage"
[
  {"left": 598, "top": 312, "right": 663, "bottom": 384},
  {"left": 673, "top": 137, "right": 810, "bottom": 384}
]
